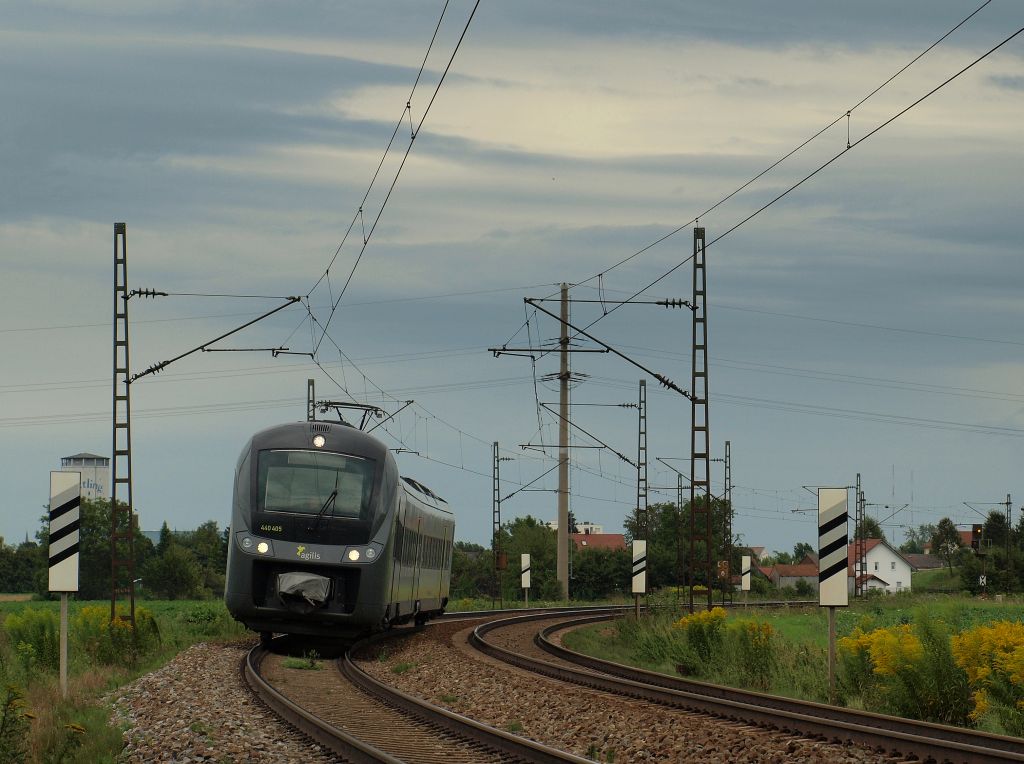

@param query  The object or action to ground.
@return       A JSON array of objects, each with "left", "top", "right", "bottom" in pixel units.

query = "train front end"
[{"left": 224, "top": 421, "right": 398, "bottom": 638}]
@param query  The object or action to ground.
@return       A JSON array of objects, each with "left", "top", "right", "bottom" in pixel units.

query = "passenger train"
[{"left": 224, "top": 420, "right": 454, "bottom": 640}]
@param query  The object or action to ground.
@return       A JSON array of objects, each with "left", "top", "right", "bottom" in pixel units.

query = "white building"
[
  {"left": 545, "top": 520, "right": 604, "bottom": 534},
  {"left": 848, "top": 538, "right": 915, "bottom": 594},
  {"left": 59, "top": 452, "right": 109, "bottom": 501}
]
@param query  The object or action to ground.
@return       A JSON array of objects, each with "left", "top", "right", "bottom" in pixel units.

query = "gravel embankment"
[
  {"left": 109, "top": 641, "right": 338, "bottom": 763},
  {"left": 358, "top": 620, "right": 890, "bottom": 764},
  {"left": 110, "top": 626, "right": 892, "bottom": 763}
]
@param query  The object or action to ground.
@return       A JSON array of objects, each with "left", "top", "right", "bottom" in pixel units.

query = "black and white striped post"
[
  {"left": 521, "top": 553, "right": 531, "bottom": 608},
  {"left": 818, "top": 487, "right": 849, "bottom": 705},
  {"left": 741, "top": 554, "right": 751, "bottom": 607},
  {"left": 631, "top": 540, "right": 647, "bottom": 619},
  {"left": 49, "top": 471, "right": 81, "bottom": 699}
]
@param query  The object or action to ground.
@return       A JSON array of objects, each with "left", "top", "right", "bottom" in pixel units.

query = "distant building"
[
  {"left": 902, "top": 553, "right": 944, "bottom": 571},
  {"left": 570, "top": 533, "right": 626, "bottom": 551},
  {"left": 546, "top": 520, "right": 604, "bottom": 535},
  {"left": 923, "top": 527, "right": 981, "bottom": 554},
  {"left": 848, "top": 538, "right": 915, "bottom": 594},
  {"left": 769, "top": 561, "right": 819, "bottom": 590},
  {"left": 59, "top": 452, "right": 109, "bottom": 500}
]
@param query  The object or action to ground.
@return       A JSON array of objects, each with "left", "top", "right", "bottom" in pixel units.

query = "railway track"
[
  {"left": 471, "top": 611, "right": 1024, "bottom": 764},
  {"left": 243, "top": 626, "right": 592, "bottom": 764}
]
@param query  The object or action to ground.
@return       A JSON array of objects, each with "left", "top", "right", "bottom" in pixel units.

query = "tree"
[
  {"left": 855, "top": 516, "right": 885, "bottom": 541},
  {"left": 571, "top": 547, "right": 630, "bottom": 600},
  {"left": 623, "top": 502, "right": 682, "bottom": 589},
  {"left": 180, "top": 520, "right": 228, "bottom": 597},
  {"left": 792, "top": 542, "right": 814, "bottom": 562},
  {"left": 142, "top": 545, "right": 203, "bottom": 599},
  {"left": 794, "top": 579, "right": 814, "bottom": 597},
  {"left": 622, "top": 496, "right": 736, "bottom": 592},
  {"left": 762, "top": 551, "right": 793, "bottom": 566},
  {"left": 495, "top": 515, "right": 559, "bottom": 601},
  {"left": 900, "top": 523, "right": 937, "bottom": 554},
  {"left": 983, "top": 510, "right": 1010, "bottom": 550},
  {"left": 932, "top": 518, "right": 961, "bottom": 574},
  {"left": 156, "top": 521, "right": 173, "bottom": 556},
  {"left": 36, "top": 499, "right": 154, "bottom": 600},
  {"left": 450, "top": 541, "right": 493, "bottom": 599},
  {"left": 0, "top": 539, "right": 43, "bottom": 593}
]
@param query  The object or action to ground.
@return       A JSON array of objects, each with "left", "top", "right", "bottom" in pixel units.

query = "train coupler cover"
[{"left": 276, "top": 572, "right": 332, "bottom": 612}]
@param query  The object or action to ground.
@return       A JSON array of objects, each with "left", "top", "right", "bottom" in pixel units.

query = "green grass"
[
  {"left": 282, "top": 651, "right": 322, "bottom": 670},
  {"left": 0, "top": 599, "right": 250, "bottom": 763},
  {"left": 913, "top": 566, "right": 962, "bottom": 592},
  {"left": 562, "top": 593, "right": 1024, "bottom": 712}
]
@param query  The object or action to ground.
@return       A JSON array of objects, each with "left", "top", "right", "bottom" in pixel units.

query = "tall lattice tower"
[
  {"left": 636, "top": 379, "right": 648, "bottom": 538},
  {"left": 688, "top": 226, "right": 712, "bottom": 613},
  {"left": 722, "top": 440, "right": 733, "bottom": 604},
  {"left": 111, "top": 223, "right": 136, "bottom": 624},
  {"left": 854, "top": 473, "right": 866, "bottom": 598}
]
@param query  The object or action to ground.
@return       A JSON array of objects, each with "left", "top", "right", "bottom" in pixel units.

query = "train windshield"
[{"left": 257, "top": 450, "right": 376, "bottom": 519}]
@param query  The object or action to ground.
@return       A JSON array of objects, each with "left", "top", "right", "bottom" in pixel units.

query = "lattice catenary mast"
[
  {"left": 111, "top": 223, "right": 137, "bottom": 624},
  {"left": 688, "top": 226, "right": 712, "bottom": 613}
]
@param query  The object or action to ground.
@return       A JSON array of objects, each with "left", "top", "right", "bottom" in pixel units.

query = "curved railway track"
[
  {"left": 243, "top": 624, "right": 592, "bottom": 764},
  {"left": 471, "top": 611, "right": 1024, "bottom": 764}
]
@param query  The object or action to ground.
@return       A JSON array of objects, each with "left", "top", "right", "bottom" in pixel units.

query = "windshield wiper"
[{"left": 309, "top": 488, "right": 337, "bottom": 534}]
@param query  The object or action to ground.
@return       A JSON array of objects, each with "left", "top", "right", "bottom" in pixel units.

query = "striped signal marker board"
[
  {"left": 818, "top": 487, "right": 848, "bottom": 607},
  {"left": 49, "top": 471, "right": 81, "bottom": 593},
  {"left": 521, "top": 553, "right": 531, "bottom": 589},
  {"left": 631, "top": 540, "right": 646, "bottom": 594},
  {"left": 741, "top": 554, "right": 751, "bottom": 592}
]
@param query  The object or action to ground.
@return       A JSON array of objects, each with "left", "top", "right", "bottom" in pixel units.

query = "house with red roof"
[
  {"left": 570, "top": 533, "right": 627, "bottom": 552},
  {"left": 848, "top": 538, "right": 915, "bottom": 594},
  {"left": 768, "top": 561, "right": 818, "bottom": 590}
]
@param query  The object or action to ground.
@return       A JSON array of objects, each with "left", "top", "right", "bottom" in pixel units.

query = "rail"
[{"left": 469, "top": 611, "right": 1024, "bottom": 764}]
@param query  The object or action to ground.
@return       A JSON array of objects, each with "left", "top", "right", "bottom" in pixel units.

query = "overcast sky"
[{"left": 2, "top": 1, "right": 1022, "bottom": 562}]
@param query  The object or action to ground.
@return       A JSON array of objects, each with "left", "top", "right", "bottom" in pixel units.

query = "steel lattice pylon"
[
  {"left": 492, "top": 441, "right": 503, "bottom": 607},
  {"left": 855, "top": 473, "right": 865, "bottom": 598},
  {"left": 636, "top": 379, "right": 648, "bottom": 538},
  {"left": 723, "top": 440, "right": 732, "bottom": 604},
  {"left": 688, "top": 227, "right": 712, "bottom": 613},
  {"left": 111, "top": 223, "right": 136, "bottom": 625}
]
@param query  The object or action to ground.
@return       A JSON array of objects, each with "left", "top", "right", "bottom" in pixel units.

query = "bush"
[
  {"left": 3, "top": 608, "right": 59, "bottom": 673},
  {"left": 615, "top": 614, "right": 695, "bottom": 673},
  {"left": 673, "top": 607, "right": 727, "bottom": 663},
  {"left": 0, "top": 684, "right": 31, "bottom": 763},
  {"left": 952, "top": 620, "right": 1024, "bottom": 735},
  {"left": 73, "top": 605, "right": 160, "bottom": 667},
  {"left": 838, "top": 616, "right": 971, "bottom": 725},
  {"left": 725, "top": 620, "right": 775, "bottom": 690}
]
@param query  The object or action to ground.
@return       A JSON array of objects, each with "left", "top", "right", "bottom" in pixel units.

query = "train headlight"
[
  {"left": 365, "top": 547, "right": 376, "bottom": 560},
  {"left": 312, "top": 435, "right": 326, "bottom": 448},
  {"left": 347, "top": 548, "right": 361, "bottom": 562},
  {"left": 257, "top": 541, "right": 270, "bottom": 554}
]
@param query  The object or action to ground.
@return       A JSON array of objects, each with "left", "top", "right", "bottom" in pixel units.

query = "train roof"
[
  {"left": 247, "top": 420, "right": 390, "bottom": 462},
  {"left": 400, "top": 476, "right": 448, "bottom": 506}
]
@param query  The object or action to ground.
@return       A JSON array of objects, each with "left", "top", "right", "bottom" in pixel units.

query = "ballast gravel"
[
  {"left": 108, "top": 641, "right": 337, "bottom": 763},
  {"left": 357, "top": 620, "right": 892, "bottom": 764},
  {"left": 110, "top": 629, "right": 894, "bottom": 763}
]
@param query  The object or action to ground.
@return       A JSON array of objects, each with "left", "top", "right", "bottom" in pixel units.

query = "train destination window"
[{"left": 258, "top": 450, "right": 376, "bottom": 518}]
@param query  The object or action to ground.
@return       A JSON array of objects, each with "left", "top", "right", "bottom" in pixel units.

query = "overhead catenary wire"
[
  {"left": 515, "top": 16, "right": 1024, "bottom": 365},
  {"left": 310, "top": 1, "right": 482, "bottom": 356},
  {"left": 569, "top": 0, "right": 998, "bottom": 290}
]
